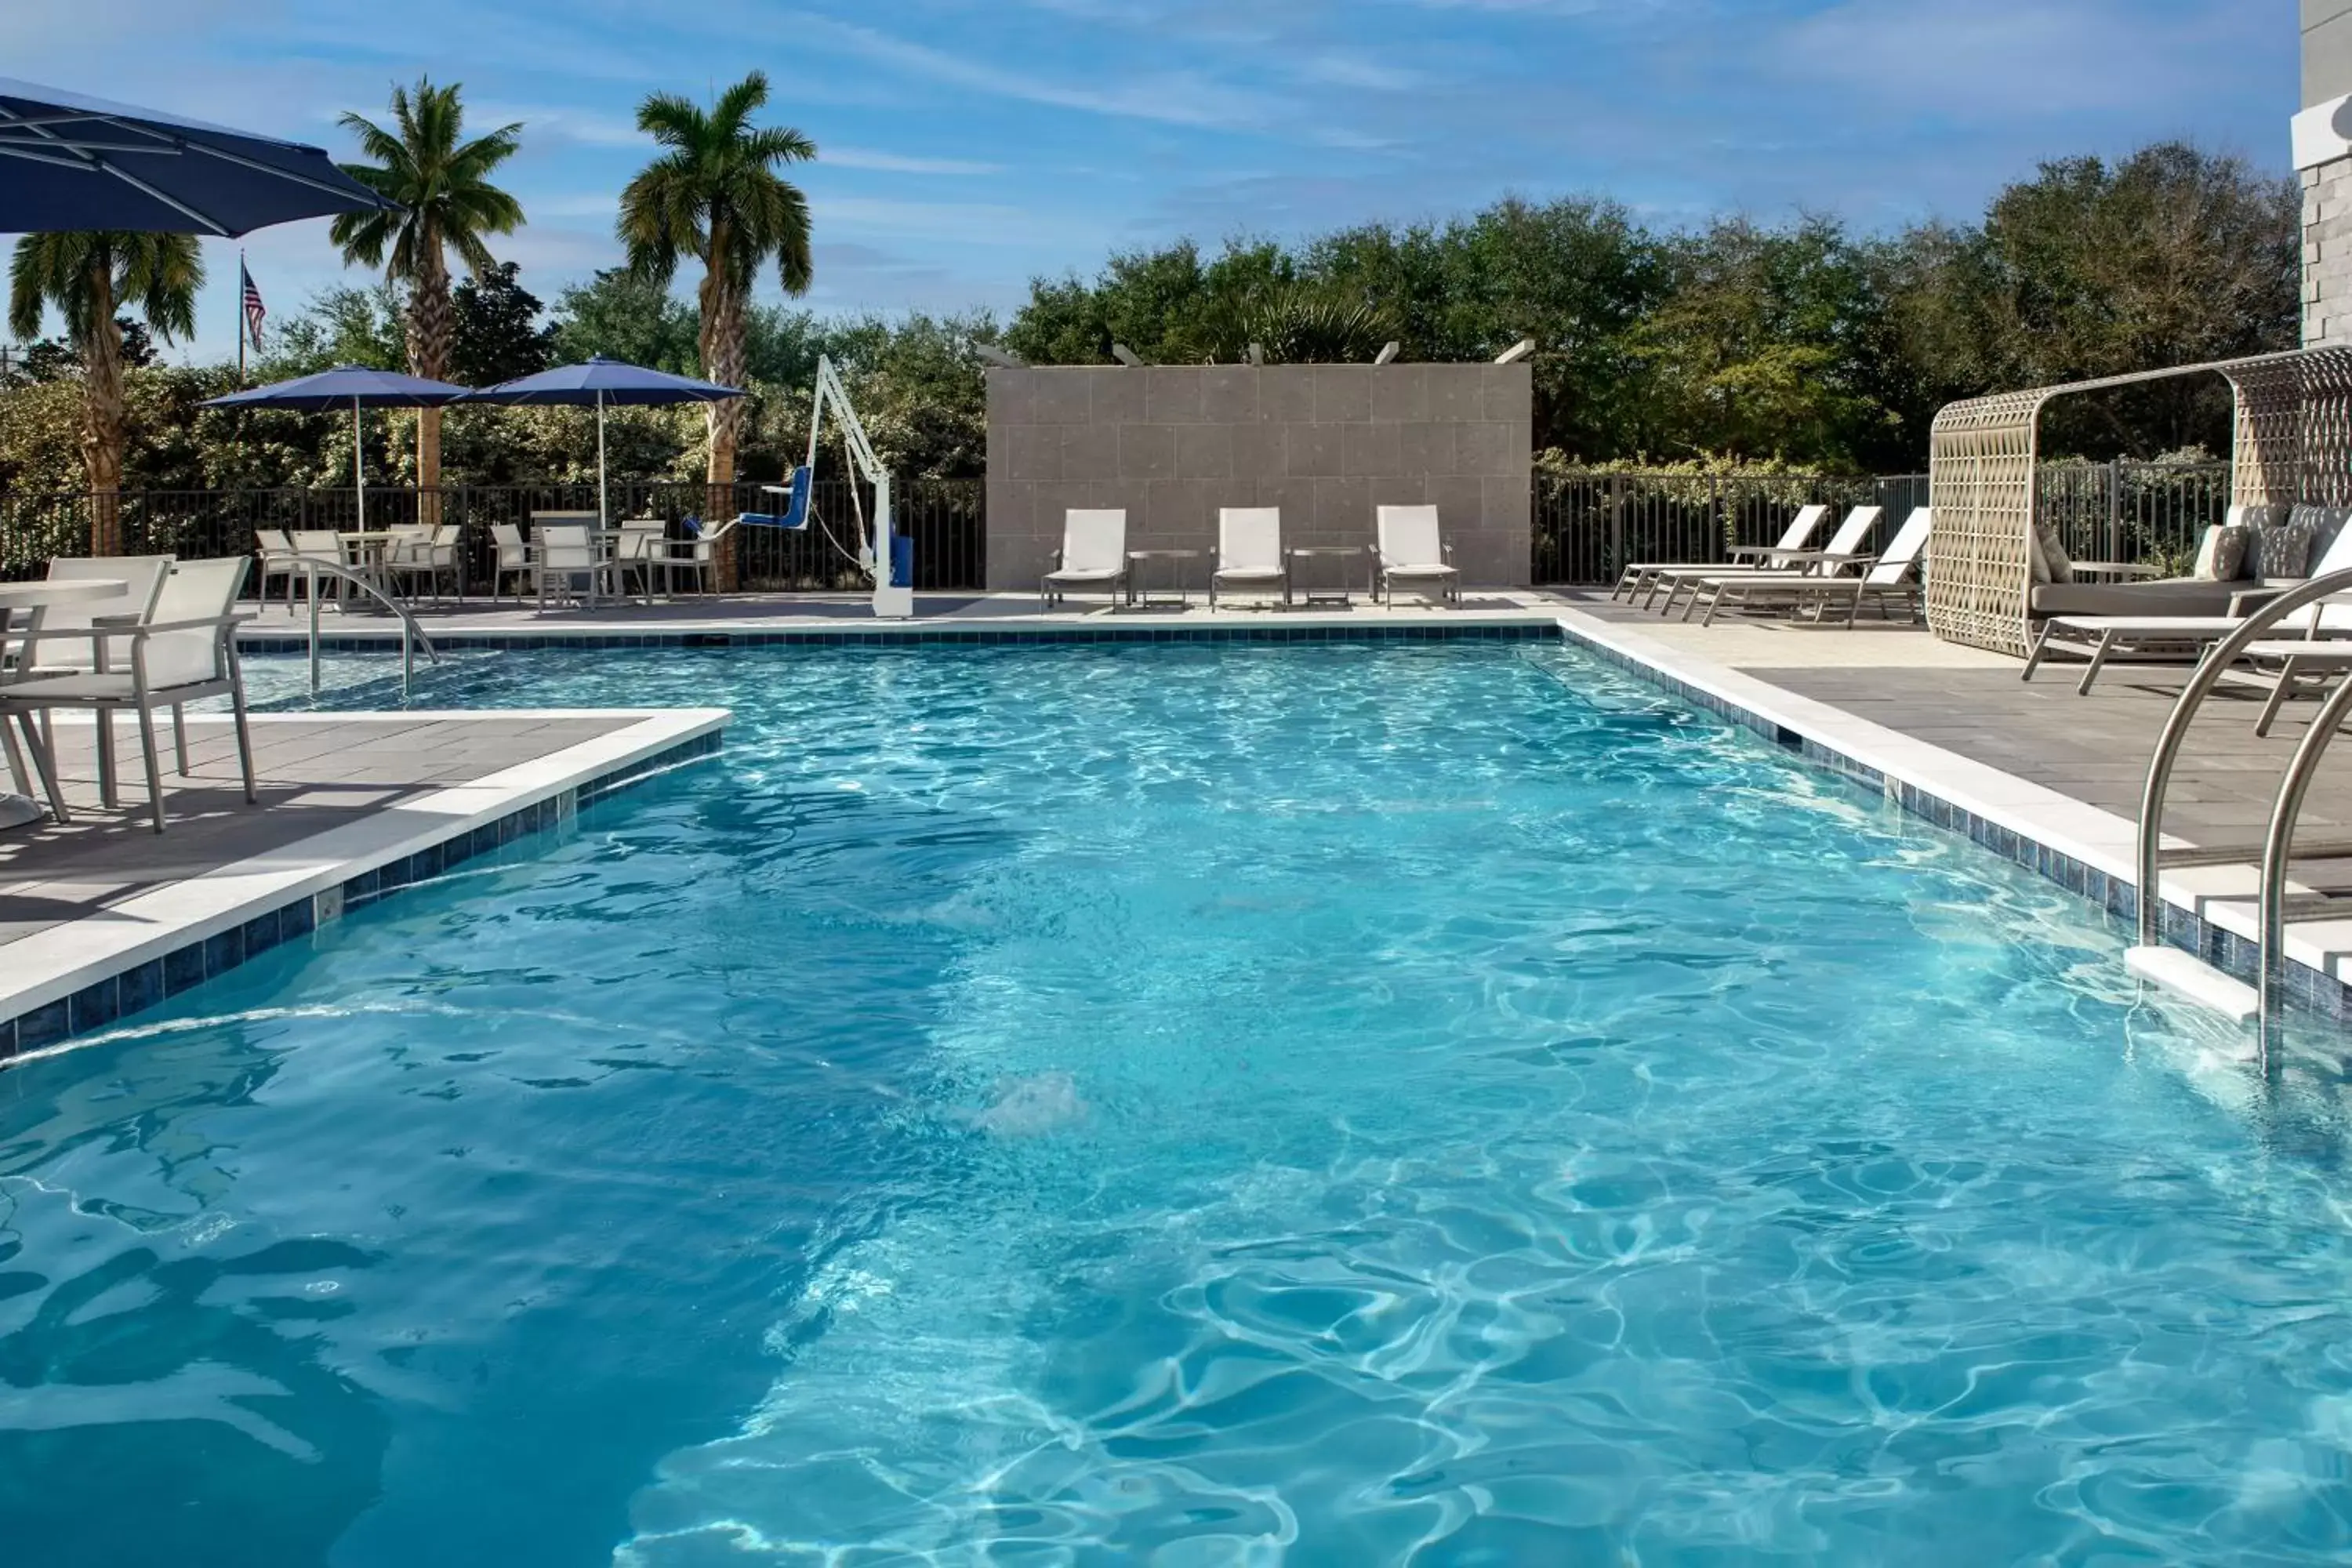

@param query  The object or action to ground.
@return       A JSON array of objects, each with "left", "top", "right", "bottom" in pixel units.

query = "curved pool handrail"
[
  {"left": 298, "top": 557, "right": 441, "bottom": 698},
  {"left": 2135, "top": 564, "right": 2352, "bottom": 950}
]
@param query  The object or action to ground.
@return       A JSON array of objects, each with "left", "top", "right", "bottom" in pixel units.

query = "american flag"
[{"left": 239, "top": 260, "right": 266, "bottom": 353}]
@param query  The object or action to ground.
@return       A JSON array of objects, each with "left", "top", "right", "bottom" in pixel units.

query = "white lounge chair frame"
[
  {"left": 1211, "top": 507, "right": 1286, "bottom": 608},
  {"left": 1042, "top": 509, "right": 1130, "bottom": 608},
  {"left": 1374, "top": 505, "right": 1459, "bottom": 607},
  {"left": 1613, "top": 503, "right": 1829, "bottom": 605}
]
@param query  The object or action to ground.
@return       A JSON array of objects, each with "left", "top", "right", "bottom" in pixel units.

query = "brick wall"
[{"left": 983, "top": 363, "right": 1533, "bottom": 593}]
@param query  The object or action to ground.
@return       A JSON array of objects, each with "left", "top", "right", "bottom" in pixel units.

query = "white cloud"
[{"left": 822, "top": 147, "right": 1004, "bottom": 176}]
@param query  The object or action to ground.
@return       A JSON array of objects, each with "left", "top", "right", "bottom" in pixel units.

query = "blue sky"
[{"left": 2, "top": 0, "right": 2295, "bottom": 364}]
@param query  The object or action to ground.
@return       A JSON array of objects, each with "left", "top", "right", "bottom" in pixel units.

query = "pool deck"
[{"left": 0, "top": 706, "right": 727, "bottom": 1060}]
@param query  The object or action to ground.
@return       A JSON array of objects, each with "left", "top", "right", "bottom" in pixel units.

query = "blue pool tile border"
[
  {"left": 0, "top": 728, "right": 724, "bottom": 1065},
  {"left": 238, "top": 619, "right": 1560, "bottom": 655},
  {"left": 1548, "top": 618, "right": 2352, "bottom": 1024}
]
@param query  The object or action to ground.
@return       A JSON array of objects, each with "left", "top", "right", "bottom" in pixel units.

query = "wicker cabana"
[{"left": 1926, "top": 345, "right": 2352, "bottom": 655}]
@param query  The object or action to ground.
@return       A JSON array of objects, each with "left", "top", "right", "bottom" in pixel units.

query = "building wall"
[
  {"left": 983, "top": 363, "right": 1532, "bottom": 593},
  {"left": 2306, "top": 4, "right": 2352, "bottom": 343}
]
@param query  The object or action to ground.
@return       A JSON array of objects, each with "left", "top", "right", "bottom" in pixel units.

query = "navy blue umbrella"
[
  {"left": 0, "top": 78, "right": 395, "bottom": 236},
  {"left": 206, "top": 365, "right": 472, "bottom": 521},
  {"left": 467, "top": 358, "right": 746, "bottom": 524}
]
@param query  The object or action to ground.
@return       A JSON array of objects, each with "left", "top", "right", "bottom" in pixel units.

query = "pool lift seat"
[
  {"left": 2129, "top": 562, "right": 2352, "bottom": 1050},
  {"left": 733, "top": 357, "right": 911, "bottom": 619}
]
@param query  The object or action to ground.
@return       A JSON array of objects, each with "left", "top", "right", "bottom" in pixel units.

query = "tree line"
[{"left": 1, "top": 100, "right": 2299, "bottom": 510}]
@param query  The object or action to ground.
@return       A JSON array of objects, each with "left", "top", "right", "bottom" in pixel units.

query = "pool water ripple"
[{"left": 11, "top": 641, "right": 2352, "bottom": 1563}]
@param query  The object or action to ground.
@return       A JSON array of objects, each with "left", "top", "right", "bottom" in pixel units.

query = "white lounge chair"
[
  {"left": 1042, "top": 509, "right": 1129, "bottom": 608},
  {"left": 0, "top": 558, "right": 256, "bottom": 833},
  {"left": 1690, "top": 506, "right": 1931, "bottom": 626},
  {"left": 1649, "top": 505, "right": 1882, "bottom": 615},
  {"left": 1374, "top": 505, "right": 1459, "bottom": 607},
  {"left": 2023, "top": 509, "right": 2352, "bottom": 694},
  {"left": 1613, "top": 503, "right": 1829, "bottom": 604},
  {"left": 1211, "top": 507, "right": 1286, "bottom": 608}
]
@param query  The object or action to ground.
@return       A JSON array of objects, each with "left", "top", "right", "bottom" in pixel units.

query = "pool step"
[{"left": 2126, "top": 945, "right": 2259, "bottom": 1023}]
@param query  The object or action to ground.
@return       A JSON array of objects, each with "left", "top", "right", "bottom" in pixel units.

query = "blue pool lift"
[{"left": 742, "top": 355, "right": 911, "bottom": 617}]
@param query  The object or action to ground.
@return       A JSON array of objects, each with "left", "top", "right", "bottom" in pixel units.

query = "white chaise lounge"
[
  {"left": 1650, "top": 504, "right": 1883, "bottom": 616},
  {"left": 1613, "top": 503, "right": 1828, "bottom": 605},
  {"left": 1374, "top": 505, "right": 1460, "bottom": 607},
  {"left": 1211, "top": 507, "right": 1286, "bottom": 608},
  {"left": 1041, "top": 509, "right": 1130, "bottom": 608},
  {"left": 1687, "top": 506, "right": 1932, "bottom": 626}
]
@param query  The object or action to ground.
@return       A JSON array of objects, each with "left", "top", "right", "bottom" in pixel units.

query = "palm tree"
[
  {"left": 331, "top": 78, "right": 523, "bottom": 508},
  {"left": 619, "top": 71, "right": 814, "bottom": 524},
  {"left": 8, "top": 232, "right": 201, "bottom": 554}
]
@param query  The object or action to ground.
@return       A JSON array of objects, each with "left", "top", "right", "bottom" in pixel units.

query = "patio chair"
[
  {"left": 1613, "top": 503, "right": 1828, "bottom": 604},
  {"left": 289, "top": 529, "right": 344, "bottom": 606},
  {"left": 490, "top": 522, "right": 532, "bottom": 604},
  {"left": 1042, "top": 509, "right": 1129, "bottom": 608},
  {"left": 255, "top": 528, "right": 301, "bottom": 607},
  {"left": 613, "top": 519, "right": 670, "bottom": 601},
  {"left": 1210, "top": 507, "right": 1286, "bottom": 608},
  {"left": 1648, "top": 505, "right": 1882, "bottom": 615},
  {"left": 0, "top": 558, "right": 256, "bottom": 833},
  {"left": 668, "top": 517, "right": 736, "bottom": 596},
  {"left": 535, "top": 523, "right": 608, "bottom": 612},
  {"left": 1374, "top": 505, "right": 1460, "bottom": 607},
  {"left": 2, "top": 555, "right": 172, "bottom": 809},
  {"left": 1690, "top": 506, "right": 1931, "bottom": 626}
]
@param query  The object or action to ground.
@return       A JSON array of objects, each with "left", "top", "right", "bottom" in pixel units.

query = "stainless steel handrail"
[
  {"left": 2135, "top": 565, "right": 2352, "bottom": 949},
  {"left": 296, "top": 559, "right": 441, "bottom": 697},
  {"left": 2258, "top": 670, "right": 2352, "bottom": 1023}
]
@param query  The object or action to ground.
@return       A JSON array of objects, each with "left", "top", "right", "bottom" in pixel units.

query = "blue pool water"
[{"left": 7, "top": 641, "right": 2352, "bottom": 1565}]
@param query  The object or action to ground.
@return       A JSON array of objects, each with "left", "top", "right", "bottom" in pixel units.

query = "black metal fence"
[
  {"left": 0, "top": 459, "right": 2241, "bottom": 592},
  {"left": 1529, "top": 461, "right": 2230, "bottom": 585},
  {"left": 0, "top": 477, "right": 988, "bottom": 591}
]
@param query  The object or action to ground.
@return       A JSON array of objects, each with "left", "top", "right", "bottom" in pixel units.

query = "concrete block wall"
[
  {"left": 983, "top": 364, "right": 1532, "bottom": 593},
  {"left": 2307, "top": 158, "right": 2352, "bottom": 346}
]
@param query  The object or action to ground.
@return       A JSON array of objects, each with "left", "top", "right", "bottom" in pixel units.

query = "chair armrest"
[{"left": 132, "top": 613, "right": 256, "bottom": 636}]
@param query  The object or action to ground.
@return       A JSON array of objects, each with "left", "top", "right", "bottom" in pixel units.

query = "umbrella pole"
[
  {"left": 352, "top": 394, "right": 364, "bottom": 528},
  {"left": 597, "top": 390, "right": 608, "bottom": 529}
]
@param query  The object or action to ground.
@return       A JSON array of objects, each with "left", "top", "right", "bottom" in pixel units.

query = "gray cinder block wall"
[
  {"left": 983, "top": 364, "right": 1532, "bottom": 593},
  {"left": 2304, "top": 3, "right": 2352, "bottom": 343}
]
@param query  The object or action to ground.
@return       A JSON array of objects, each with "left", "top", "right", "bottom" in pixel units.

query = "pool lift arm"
[{"left": 797, "top": 353, "right": 913, "bottom": 619}]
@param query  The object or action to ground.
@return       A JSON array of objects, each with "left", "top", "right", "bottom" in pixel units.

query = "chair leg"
[
  {"left": 1, "top": 717, "right": 26, "bottom": 795},
  {"left": 230, "top": 678, "right": 258, "bottom": 806},
  {"left": 15, "top": 711, "right": 69, "bottom": 823},
  {"left": 134, "top": 703, "right": 166, "bottom": 833},
  {"left": 2256, "top": 660, "right": 2305, "bottom": 739},
  {"left": 172, "top": 704, "right": 190, "bottom": 775},
  {"left": 2022, "top": 620, "right": 2058, "bottom": 682}
]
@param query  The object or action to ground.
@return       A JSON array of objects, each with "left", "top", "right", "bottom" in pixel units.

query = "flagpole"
[{"left": 237, "top": 249, "right": 246, "bottom": 386}]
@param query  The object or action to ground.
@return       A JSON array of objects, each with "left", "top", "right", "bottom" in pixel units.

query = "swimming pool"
[{"left": 6, "top": 640, "right": 2349, "bottom": 1564}]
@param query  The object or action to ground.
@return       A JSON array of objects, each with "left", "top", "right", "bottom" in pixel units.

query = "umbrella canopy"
[
  {"left": 205, "top": 367, "right": 472, "bottom": 531},
  {"left": 203, "top": 365, "right": 471, "bottom": 410},
  {"left": 464, "top": 356, "right": 743, "bottom": 406},
  {"left": 0, "top": 78, "right": 395, "bottom": 237},
  {"left": 467, "top": 358, "right": 746, "bottom": 525}
]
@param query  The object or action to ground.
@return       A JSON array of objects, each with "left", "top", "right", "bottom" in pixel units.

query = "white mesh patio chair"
[
  {"left": 1042, "top": 510, "right": 1129, "bottom": 608},
  {"left": 1211, "top": 507, "right": 1286, "bottom": 608},
  {"left": 0, "top": 558, "right": 256, "bottom": 833},
  {"left": 2, "top": 555, "right": 173, "bottom": 808},
  {"left": 289, "top": 529, "right": 344, "bottom": 607},
  {"left": 255, "top": 529, "right": 301, "bottom": 608},
  {"left": 535, "top": 523, "right": 606, "bottom": 612},
  {"left": 613, "top": 519, "right": 669, "bottom": 601},
  {"left": 490, "top": 522, "right": 532, "bottom": 604},
  {"left": 1374, "top": 505, "right": 1459, "bottom": 607},
  {"left": 667, "top": 518, "right": 736, "bottom": 596}
]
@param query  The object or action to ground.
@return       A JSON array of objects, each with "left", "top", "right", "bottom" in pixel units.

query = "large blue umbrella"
[
  {"left": 0, "top": 78, "right": 394, "bottom": 236},
  {"left": 466, "top": 358, "right": 745, "bottom": 525},
  {"left": 205, "top": 366, "right": 472, "bottom": 522}
]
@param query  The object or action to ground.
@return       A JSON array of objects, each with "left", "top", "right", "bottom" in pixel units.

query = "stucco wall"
[
  {"left": 983, "top": 363, "right": 1532, "bottom": 593},
  {"left": 2309, "top": 1, "right": 2352, "bottom": 106}
]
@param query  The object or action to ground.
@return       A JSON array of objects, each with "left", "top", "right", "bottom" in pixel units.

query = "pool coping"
[
  {"left": 1545, "top": 608, "right": 2352, "bottom": 1022},
  {"left": 0, "top": 706, "right": 729, "bottom": 1064}
]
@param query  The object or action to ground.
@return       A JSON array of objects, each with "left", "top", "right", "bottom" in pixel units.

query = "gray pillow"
[
  {"left": 2252, "top": 517, "right": 2318, "bottom": 579},
  {"left": 2030, "top": 519, "right": 2074, "bottom": 584},
  {"left": 2192, "top": 524, "right": 2246, "bottom": 582}
]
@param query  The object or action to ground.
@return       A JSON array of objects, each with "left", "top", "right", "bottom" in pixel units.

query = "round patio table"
[{"left": 0, "top": 576, "right": 130, "bottom": 829}]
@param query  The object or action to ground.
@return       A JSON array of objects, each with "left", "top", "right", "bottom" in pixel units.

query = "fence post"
[
  {"left": 1606, "top": 474, "right": 1623, "bottom": 582},
  {"left": 2107, "top": 458, "right": 2122, "bottom": 564}
]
